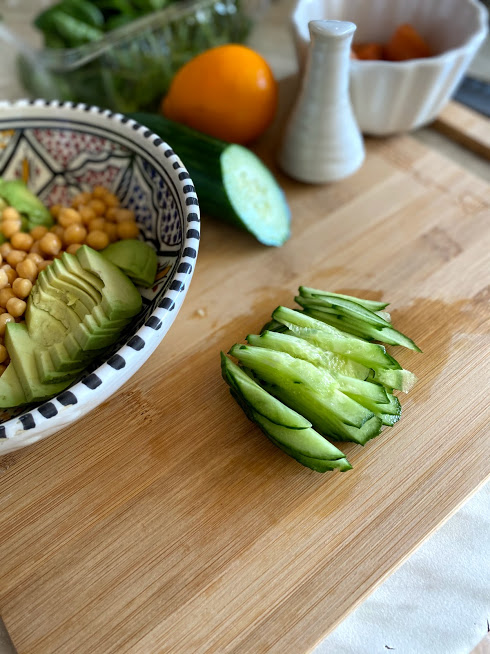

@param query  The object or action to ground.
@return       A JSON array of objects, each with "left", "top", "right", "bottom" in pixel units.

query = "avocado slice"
[
  {"left": 50, "top": 259, "right": 102, "bottom": 307},
  {"left": 101, "top": 239, "right": 158, "bottom": 288},
  {"left": 30, "top": 285, "right": 82, "bottom": 334},
  {"left": 41, "top": 265, "right": 97, "bottom": 314},
  {"left": 61, "top": 252, "right": 104, "bottom": 294},
  {"left": 35, "top": 349, "right": 81, "bottom": 384},
  {"left": 50, "top": 334, "right": 100, "bottom": 367},
  {"left": 25, "top": 299, "right": 67, "bottom": 347},
  {"left": 37, "top": 270, "right": 92, "bottom": 321},
  {"left": 6, "top": 323, "right": 73, "bottom": 402},
  {"left": 76, "top": 245, "right": 142, "bottom": 320},
  {"left": 0, "top": 363, "right": 27, "bottom": 408},
  {"left": 0, "top": 178, "right": 53, "bottom": 229}
]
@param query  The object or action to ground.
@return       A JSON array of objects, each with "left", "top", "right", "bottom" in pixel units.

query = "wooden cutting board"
[{"left": 0, "top": 98, "right": 489, "bottom": 654}]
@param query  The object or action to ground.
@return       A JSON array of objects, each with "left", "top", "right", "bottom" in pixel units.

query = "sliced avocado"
[
  {"left": 61, "top": 252, "right": 104, "bottom": 302},
  {"left": 25, "top": 299, "right": 67, "bottom": 347},
  {"left": 51, "top": 259, "right": 102, "bottom": 307},
  {"left": 50, "top": 334, "right": 100, "bottom": 366},
  {"left": 0, "top": 178, "right": 53, "bottom": 229},
  {"left": 92, "top": 304, "right": 129, "bottom": 330},
  {"left": 76, "top": 245, "right": 142, "bottom": 320},
  {"left": 35, "top": 348, "right": 81, "bottom": 384},
  {"left": 101, "top": 239, "right": 158, "bottom": 288},
  {"left": 83, "top": 312, "right": 123, "bottom": 336},
  {"left": 41, "top": 265, "right": 97, "bottom": 314},
  {"left": 30, "top": 284, "right": 81, "bottom": 333},
  {"left": 37, "top": 270, "right": 92, "bottom": 321},
  {"left": 6, "top": 323, "right": 73, "bottom": 402},
  {"left": 0, "top": 363, "right": 27, "bottom": 408},
  {"left": 74, "top": 322, "right": 121, "bottom": 350}
]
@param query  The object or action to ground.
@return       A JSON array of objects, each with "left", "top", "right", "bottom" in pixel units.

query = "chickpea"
[
  {"left": 2, "top": 265, "right": 17, "bottom": 285},
  {"left": 1, "top": 220, "right": 21, "bottom": 239},
  {"left": 37, "top": 260, "right": 53, "bottom": 272},
  {"left": 29, "top": 240, "right": 42, "bottom": 255},
  {"left": 2, "top": 207, "right": 21, "bottom": 222},
  {"left": 39, "top": 232, "right": 62, "bottom": 256},
  {"left": 10, "top": 232, "right": 34, "bottom": 252},
  {"left": 2, "top": 206, "right": 21, "bottom": 222},
  {"left": 88, "top": 218, "right": 106, "bottom": 232},
  {"left": 103, "top": 192, "right": 119, "bottom": 208},
  {"left": 105, "top": 207, "right": 118, "bottom": 222},
  {"left": 117, "top": 221, "right": 140, "bottom": 240},
  {"left": 6, "top": 250, "right": 27, "bottom": 267},
  {"left": 0, "top": 313, "right": 14, "bottom": 336},
  {"left": 26, "top": 252, "right": 44, "bottom": 265},
  {"left": 58, "top": 207, "right": 82, "bottom": 228},
  {"left": 50, "top": 204, "right": 61, "bottom": 219},
  {"left": 91, "top": 185, "right": 107, "bottom": 199},
  {"left": 16, "top": 258, "right": 37, "bottom": 283},
  {"left": 0, "top": 288, "right": 16, "bottom": 308},
  {"left": 79, "top": 205, "right": 97, "bottom": 224},
  {"left": 50, "top": 224, "right": 65, "bottom": 239},
  {"left": 88, "top": 198, "right": 106, "bottom": 216},
  {"left": 66, "top": 243, "right": 82, "bottom": 255},
  {"left": 63, "top": 223, "right": 87, "bottom": 245},
  {"left": 0, "top": 269, "right": 8, "bottom": 290},
  {"left": 0, "top": 253, "right": 2, "bottom": 266},
  {"left": 0, "top": 344, "right": 7, "bottom": 364},
  {"left": 85, "top": 230, "right": 109, "bottom": 250},
  {"left": 71, "top": 191, "right": 91, "bottom": 208},
  {"left": 114, "top": 208, "right": 135, "bottom": 223},
  {"left": 12, "top": 277, "right": 32, "bottom": 299},
  {"left": 30, "top": 225, "right": 48, "bottom": 240},
  {"left": 104, "top": 222, "right": 119, "bottom": 242},
  {"left": 0, "top": 365, "right": 6, "bottom": 376},
  {"left": 6, "top": 297, "right": 26, "bottom": 318},
  {"left": 0, "top": 243, "right": 12, "bottom": 258}
]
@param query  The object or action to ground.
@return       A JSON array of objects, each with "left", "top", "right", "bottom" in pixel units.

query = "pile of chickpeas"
[{"left": 0, "top": 185, "right": 140, "bottom": 375}]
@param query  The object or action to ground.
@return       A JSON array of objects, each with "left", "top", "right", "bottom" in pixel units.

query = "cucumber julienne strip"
[
  {"left": 257, "top": 379, "right": 383, "bottom": 445},
  {"left": 297, "top": 290, "right": 392, "bottom": 328},
  {"left": 301, "top": 302, "right": 421, "bottom": 352},
  {"left": 272, "top": 306, "right": 401, "bottom": 371},
  {"left": 221, "top": 352, "right": 311, "bottom": 430},
  {"left": 229, "top": 344, "right": 375, "bottom": 429},
  {"left": 298, "top": 287, "right": 389, "bottom": 311},
  {"left": 247, "top": 331, "right": 370, "bottom": 381}
]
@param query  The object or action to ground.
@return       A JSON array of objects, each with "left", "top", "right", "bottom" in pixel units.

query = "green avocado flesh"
[
  {"left": 0, "top": 245, "right": 143, "bottom": 407},
  {"left": 101, "top": 240, "right": 158, "bottom": 288},
  {"left": 0, "top": 178, "right": 53, "bottom": 230}
]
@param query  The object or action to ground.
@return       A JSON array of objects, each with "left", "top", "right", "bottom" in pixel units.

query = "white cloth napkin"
[{"left": 316, "top": 481, "right": 490, "bottom": 654}]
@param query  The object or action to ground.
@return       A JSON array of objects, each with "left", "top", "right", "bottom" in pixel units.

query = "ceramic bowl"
[
  {"left": 292, "top": 0, "right": 489, "bottom": 135},
  {"left": 0, "top": 99, "right": 200, "bottom": 455}
]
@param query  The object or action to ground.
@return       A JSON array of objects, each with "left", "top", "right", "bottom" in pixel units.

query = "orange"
[{"left": 161, "top": 44, "right": 278, "bottom": 144}]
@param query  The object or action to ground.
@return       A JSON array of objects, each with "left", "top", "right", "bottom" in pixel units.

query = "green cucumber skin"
[
  {"left": 298, "top": 287, "right": 390, "bottom": 311},
  {"left": 220, "top": 352, "right": 312, "bottom": 430},
  {"left": 229, "top": 344, "right": 375, "bottom": 429},
  {"left": 128, "top": 112, "right": 290, "bottom": 246}
]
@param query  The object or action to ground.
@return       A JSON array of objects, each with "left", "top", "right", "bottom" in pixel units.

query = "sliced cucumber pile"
[{"left": 221, "top": 288, "right": 420, "bottom": 473}]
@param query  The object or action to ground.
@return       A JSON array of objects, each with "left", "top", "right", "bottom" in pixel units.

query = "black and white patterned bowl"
[{"left": 0, "top": 99, "right": 200, "bottom": 455}]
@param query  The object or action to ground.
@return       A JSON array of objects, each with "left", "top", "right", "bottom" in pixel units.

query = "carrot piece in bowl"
[{"left": 384, "top": 23, "right": 432, "bottom": 61}]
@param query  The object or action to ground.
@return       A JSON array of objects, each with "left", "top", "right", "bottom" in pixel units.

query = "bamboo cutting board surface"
[{"left": 0, "top": 106, "right": 489, "bottom": 654}]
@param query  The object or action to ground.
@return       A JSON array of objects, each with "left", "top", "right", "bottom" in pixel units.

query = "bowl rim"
[
  {"left": 0, "top": 98, "right": 200, "bottom": 453},
  {"left": 292, "top": 0, "right": 489, "bottom": 68}
]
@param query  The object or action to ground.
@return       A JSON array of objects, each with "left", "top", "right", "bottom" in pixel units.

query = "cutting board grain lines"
[{"left": 0, "top": 122, "right": 489, "bottom": 654}]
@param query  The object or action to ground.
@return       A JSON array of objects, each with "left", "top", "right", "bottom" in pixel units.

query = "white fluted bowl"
[{"left": 292, "top": 0, "right": 488, "bottom": 135}]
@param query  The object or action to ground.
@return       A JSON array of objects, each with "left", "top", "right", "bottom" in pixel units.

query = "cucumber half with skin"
[{"left": 128, "top": 112, "right": 291, "bottom": 246}]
